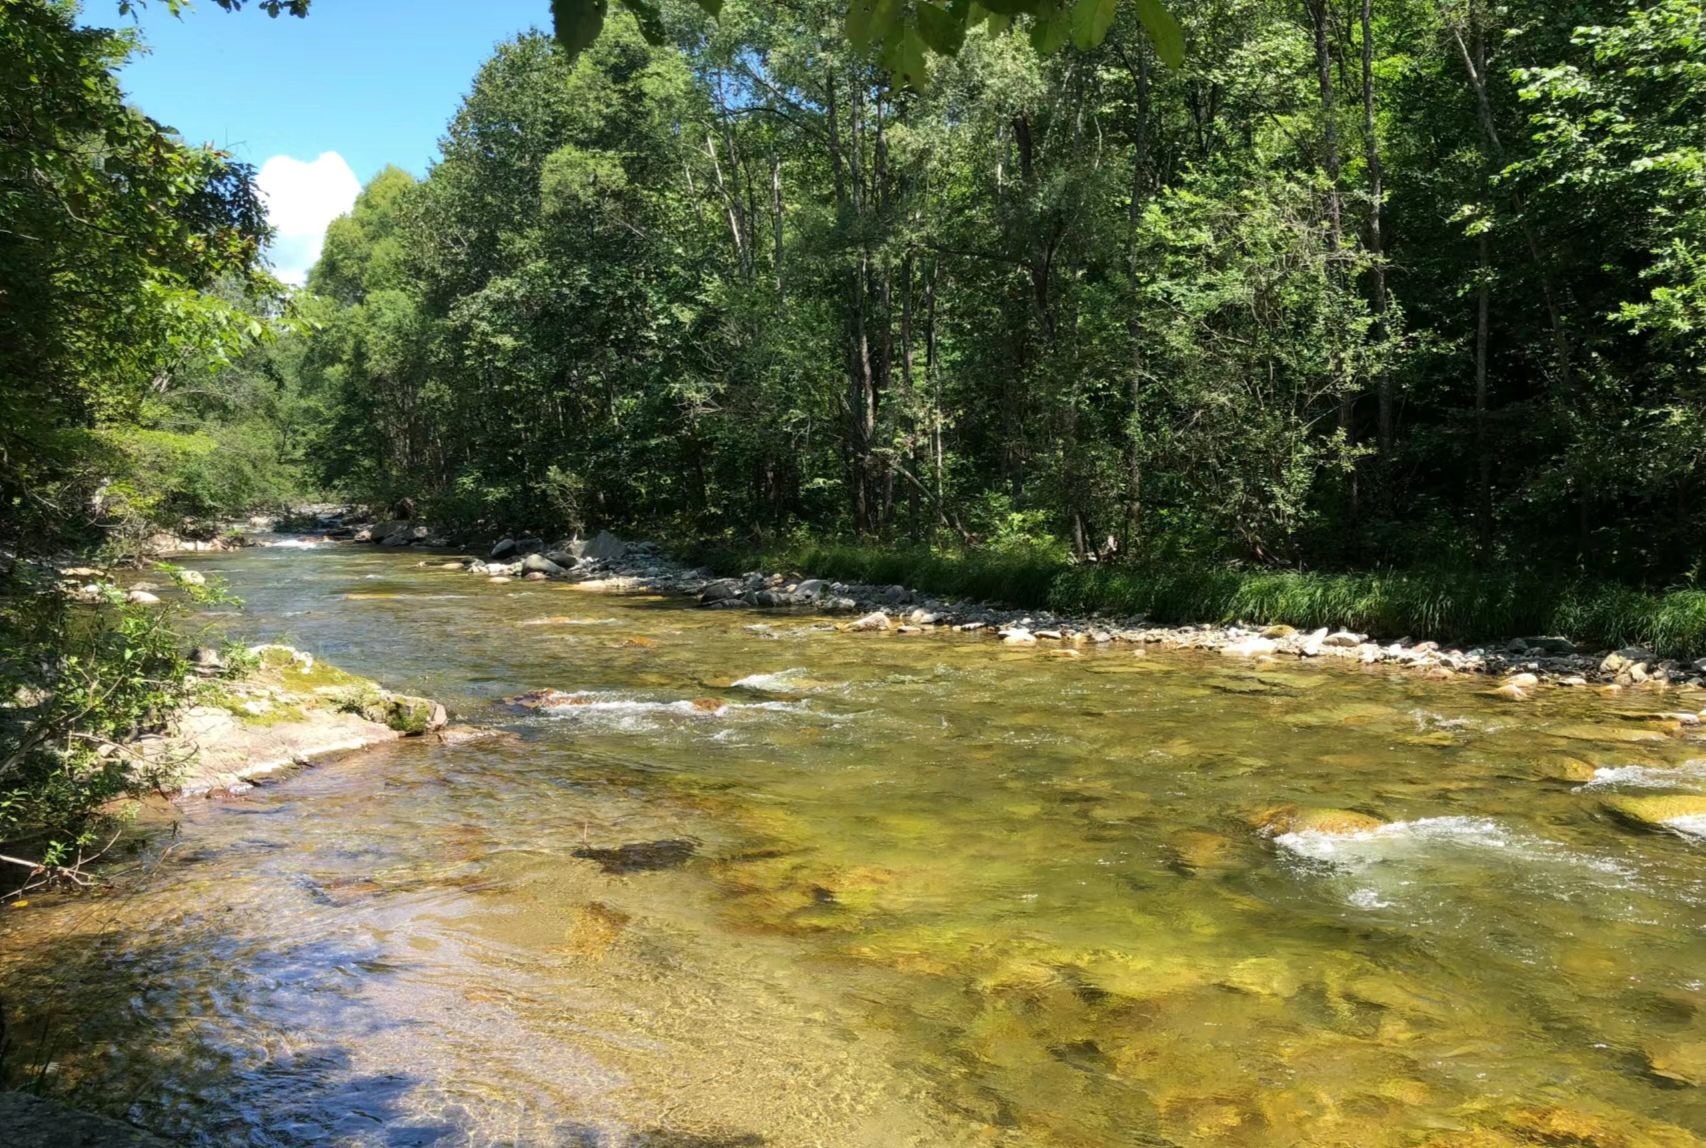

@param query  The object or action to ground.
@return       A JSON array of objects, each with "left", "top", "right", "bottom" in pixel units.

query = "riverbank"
[
  {"left": 145, "top": 644, "right": 450, "bottom": 797},
  {"left": 338, "top": 522, "right": 1704, "bottom": 697}
]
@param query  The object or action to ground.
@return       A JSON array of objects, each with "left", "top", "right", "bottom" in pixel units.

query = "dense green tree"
[
  {"left": 0, "top": 0, "right": 279, "bottom": 548},
  {"left": 290, "top": 0, "right": 1706, "bottom": 587}
]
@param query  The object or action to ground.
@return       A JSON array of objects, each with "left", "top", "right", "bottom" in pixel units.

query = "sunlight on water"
[{"left": 7, "top": 546, "right": 1706, "bottom": 1146}]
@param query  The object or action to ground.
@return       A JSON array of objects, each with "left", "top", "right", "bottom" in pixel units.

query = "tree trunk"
[
  {"left": 1311, "top": 0, "right": 1356, "bottom": 523},
  {"left": 1475, "top": 229, "right": 1492, "bottom": 551},
  {"left": 1361, "top": 0, "right": 1392, "bottom": 460}
]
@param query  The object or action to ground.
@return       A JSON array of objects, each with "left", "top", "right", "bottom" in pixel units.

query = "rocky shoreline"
[
  {"left": 290, "top": 507, "right": 1706, "bottom": 698},
  {"left": 136, "top": 644, "right": 452, "bottom": 798}
]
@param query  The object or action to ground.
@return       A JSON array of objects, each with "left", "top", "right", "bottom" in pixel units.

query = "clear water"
[{"left": 6, "top": 546, "right": 1706, "bottom": 1146}]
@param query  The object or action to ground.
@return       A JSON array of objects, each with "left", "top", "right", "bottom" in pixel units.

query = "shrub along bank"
[{"left": 689, "top": 541, "right": 1706, "bottom": 662}]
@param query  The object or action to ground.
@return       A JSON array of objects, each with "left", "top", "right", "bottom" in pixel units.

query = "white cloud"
[{"left": 256, "top": 152, "right": 361, "bottom": 287}]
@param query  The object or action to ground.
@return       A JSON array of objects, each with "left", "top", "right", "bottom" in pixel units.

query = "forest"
[{"left": 6, "top": 0, "right": 1706, "bottom": 585}]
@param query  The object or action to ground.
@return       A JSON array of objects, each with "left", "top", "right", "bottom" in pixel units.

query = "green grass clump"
[{"left": 684, "top": 538, "right": 1706, "bottom": 660}]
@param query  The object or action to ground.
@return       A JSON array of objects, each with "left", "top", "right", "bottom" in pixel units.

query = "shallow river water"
[{"left": 7, "top": 546, "right": 1706, "bottom": 1147}]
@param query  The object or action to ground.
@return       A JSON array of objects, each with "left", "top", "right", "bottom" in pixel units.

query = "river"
[{"left": 5, "top": 544, "right": 1706, "bottom": 1147}]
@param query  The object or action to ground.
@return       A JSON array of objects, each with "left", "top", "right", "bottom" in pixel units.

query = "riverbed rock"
[
  {"left": 491, "top": 537, "right": 518, "bottom": 558},
  {"left": 1222, "top": 636, "right": 1278, "bottom": 658},
  {"left": 542, "top": 549, "right": 580, "bottom": 569},
  {"left": 1249, "top": 805, "right": 1385, "bottom": 837},
  {"left": 1601, "top": 793, "right": 1706, "bottom": 833},
  {"left": 572, "top": 838, "right": 697, "bottom": 873},
  {"left": 1322, "top": 631, "right": 1364, "bottom": 648},
  {"left": 1645, "top": 1040, "right": 1706, "bottom": 1087},
  {"left": 1001, "top": 627, "right": 1037, "bottom": 645},
  {"left": 849, "top": 610, "right": 890, "bottom": 632},
  {"left": 176, "top": 569, "right": 207, "bottom": 586},
  {"left": 583, "top": 530, "right": 627, "bottom": 561},
  {"left": 699, "top": 578, "right": 743, "bottom": 604},
  {"left": 125, "top": 589, "right": 161, "bottom": 605},
  {"left": 386, "top": 694, "right": 448, "bottom": 735},
  {"left": 521, "top": 552, "right": 564, "bottom": 575},
  {"left": 1603, "top": 647, "right": 1656, "bottom": 675}
]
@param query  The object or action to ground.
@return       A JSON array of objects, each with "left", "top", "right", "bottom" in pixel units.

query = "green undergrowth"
[{"left": 685, "top": 541, "right": 1706, "bottom": 660}]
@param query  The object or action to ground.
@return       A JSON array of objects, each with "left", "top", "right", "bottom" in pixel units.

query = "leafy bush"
[{"left": 0, "top": 565, "right": 232, "bottom": 893}]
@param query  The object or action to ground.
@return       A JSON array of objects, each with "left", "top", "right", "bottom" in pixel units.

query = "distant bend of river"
[{"left": 5, "top": 544, "right": 1706, "bottom": 1148}]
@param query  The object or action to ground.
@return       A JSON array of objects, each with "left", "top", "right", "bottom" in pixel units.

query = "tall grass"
[{"left": 685, "top": 540, "right": 1706, "bottom": 660}]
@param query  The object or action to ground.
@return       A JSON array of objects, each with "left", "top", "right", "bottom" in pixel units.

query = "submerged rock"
[
  {"left": 572, "top": 838, "right": 698, "bottom": 873},
  {"left": 1600, "top": 793, "right": 1706, "bottom": 833},
  {"left": 1248, "top": 805, "right": 1385, "bottom": 837},
  {"left": 562, "top": 901, "right": 632, "bottom": 959}
]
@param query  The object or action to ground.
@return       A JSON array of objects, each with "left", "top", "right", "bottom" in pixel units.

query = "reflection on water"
[{"left": 7, "top": 547, "right": 1706, "bottom": 1145}]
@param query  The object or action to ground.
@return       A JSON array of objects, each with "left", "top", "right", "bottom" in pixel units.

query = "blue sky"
[{"left": 118, "top": 0, "right": 548, "bottom": 282}]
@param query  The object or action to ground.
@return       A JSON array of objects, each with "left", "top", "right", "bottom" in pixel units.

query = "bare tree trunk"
[
  {"left": 1361, "top": 0, "right": 1392, "bottom": 460},
  {"left": 1475, "top": 229, "right": 1493, "bottom": 551},
  {"left": 770, "top": 153, "right": 784, "bottom": 298},
  {"left": 1451, "top": 18, "right": 1574, "bottom": 390},
  {"left": 1310, "top": 0, "right": 1356, "bottom": 523},
  {"left": 1120, "top": 44, "right": 1151, "bottom": 555},
  {"left": 705, "top": 130, "right": 749, "bottom": 281}
]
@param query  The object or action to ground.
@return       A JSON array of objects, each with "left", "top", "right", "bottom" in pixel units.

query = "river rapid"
[{"left": 6, "top": 544, "right": 1706, "bottom": 1147}]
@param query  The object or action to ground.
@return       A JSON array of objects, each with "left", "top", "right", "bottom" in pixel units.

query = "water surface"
[{"left": 6, "top": 545, "right": 1706, "bottom": 1147}]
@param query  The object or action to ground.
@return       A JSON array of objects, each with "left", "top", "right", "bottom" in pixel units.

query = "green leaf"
[
  {"left": 849, "top": 0, "right": 903, "bottom": 54},
  {"left": 886, "top": 23, "right": 931, "bottom": 89},
  {"left": 1030, "top": 4, "right": 1071, "bottom": 55},
  {"left": 1070, "top": 0, "right": 1116, "bottom": 49},
  {"left": 1133, "top": 0, "right": 1185, "bottom": 68},
  {"left": 552, "top": 0, "right": 608, "bottom": 59},
  {"left": 617, "top": 0, "right": 668, "bottom": 45},
  {"left": 916, "top": 3, "right": 966, "bottom": 55},
  {"left": 1071, "top": 0, "right": 1112, "bottom": 48},
  {"left": 693, "top": 0, "right": 722, "bottom": 16}
]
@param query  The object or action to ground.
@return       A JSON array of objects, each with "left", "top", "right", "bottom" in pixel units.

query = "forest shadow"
[
  {"left": 0, "top": 905, "right": 769, "bottom": 1147},
  {"left": 0, "top": 914, "right": 428, "bottom": 1144}
]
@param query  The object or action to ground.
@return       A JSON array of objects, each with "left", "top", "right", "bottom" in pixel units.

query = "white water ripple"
[{"left": 1575, "top": 761, "right": 1706, "bottom": 793}]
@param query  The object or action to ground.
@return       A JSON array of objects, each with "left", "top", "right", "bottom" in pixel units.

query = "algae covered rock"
[
  {"left": 1601, "top": 793, "right": 1706, "bottom": 833},
  {"left": 386, "top": 694, "right": 448, "bottom": 735},
  {"left": 1248, "top": 805, "right": 1385, "bottom": 837}
]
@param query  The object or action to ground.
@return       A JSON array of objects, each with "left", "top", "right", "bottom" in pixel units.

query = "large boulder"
[
  {"left": 490, "top": 537, "right": 518, "bottom": 559},
  {"left": 583, "top": 529, "right": 627, "bottom": 561},
  {"left": 371, "top": 520, "right": 410, "bottom": 544},
  {"left": 699, "top": 578, "right": 743, "bottom": 604},
  {"left": 542, "top": 549, "right": 580, "bottom": 569},
  {"left": 521, "top": 552, "right": 564, "bottom": 575}
]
